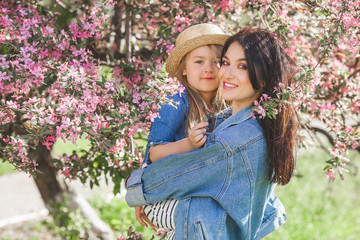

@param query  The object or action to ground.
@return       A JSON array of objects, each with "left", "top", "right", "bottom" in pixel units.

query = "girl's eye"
[{"left": 221, "top": 60, "right": 229, "bottom": 66}]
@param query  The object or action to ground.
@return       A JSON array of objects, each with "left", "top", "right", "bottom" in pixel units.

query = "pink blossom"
[
  {"left": 139, "top": 101, "right": 149, "bottom": 111},
  {"left": 250, "top": 112, "right": 257, "bottom": 120},
  {"left": 127, "top": 125, "right": 138, "bottom": 137},
  {"left": 156, "top": 38, "right": 163, "bottom": 46},
  {"left": 138, "top": 152, "right": 143, "bottom": 165},
  {"left": 0, "top": 55, "right": 9, "bottom": 68},
  {"left": 146, "top": 111, "right": 159, "bottom": 122},
  {"left": 109, "top": 139, "right": 126, "bottom": 154},
  {"left": 325, "top": 169, "right": 335, "bottom": 180},
  {"left": 42, "top": 134, "right": 56, "bottom": 150},
  {"left": 132, "top": 92, "right": 141, "bottom": 104},
  {"left": 262, "top": 94, "right": 271, "bottom": 101},
  {"left": 6, "top": 100, "right": 19, "bottom": 109},
  {"left": 166, "top": 43, "right": 175, "bottom": 53},
  {"left": 347, "top": 39, "right": 358, "bottom": 47},
  {"left": 257, "top": 106, "right": 266, "bottom": 117},
  {"left": 61, "top": 167, "right": 72, "bottom": 178},
  {"left": 219, "top": 0, "right": 235, "bottom": 12},
  {"left": 344, "top": 126, "right": 353, "bottom": 134}
]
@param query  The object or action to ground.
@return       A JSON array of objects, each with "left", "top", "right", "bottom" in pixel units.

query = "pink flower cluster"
[{"left": 0, "top": 1, "right": 181, "bottom": 178}]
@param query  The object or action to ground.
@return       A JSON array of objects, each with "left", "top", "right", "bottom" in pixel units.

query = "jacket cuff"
[{"left": 125, "top": 169, "right": 147, "bottom": 207}]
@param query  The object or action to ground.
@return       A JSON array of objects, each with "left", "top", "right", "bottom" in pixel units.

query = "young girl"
[{"left": 136, "top": 23, "right": 229, "bottom": 239}]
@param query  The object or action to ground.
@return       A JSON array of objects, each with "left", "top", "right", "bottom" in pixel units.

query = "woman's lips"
[
  {"left": 223, "top": 81, "right": 238, "bottom": 89},
  {"left": 202, "top": 77, "right": 215, "bottom": 81}
]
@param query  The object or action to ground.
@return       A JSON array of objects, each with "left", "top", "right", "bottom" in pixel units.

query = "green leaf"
[
  {"left": 35, "top": 28, "right": 42, "bottom": 36},
  {"left": 1, "top": 41, "right": 12, "bottom": 45},
  {"left": 93, "top": 161, "right": 99, "bottom": 168},
  {"left": 100, "top": 127, "right": 111, "bottom": 133}
]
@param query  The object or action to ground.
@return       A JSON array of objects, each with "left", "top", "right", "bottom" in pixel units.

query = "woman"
[{"left": 126, "top": 28, "right": 299, "bottom": 239}]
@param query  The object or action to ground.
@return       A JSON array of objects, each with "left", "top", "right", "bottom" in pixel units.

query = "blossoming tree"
[{"left": 0, "top": 0, "right": 359, "bottom": 238}]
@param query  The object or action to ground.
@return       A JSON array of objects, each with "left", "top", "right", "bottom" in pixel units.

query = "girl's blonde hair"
[{"left": 173, "top": 44, "right": 227, "bottom": 134}]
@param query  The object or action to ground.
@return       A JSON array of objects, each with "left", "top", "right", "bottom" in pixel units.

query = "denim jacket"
[
  {"left": 126, "top": 106, "right": 286, "bottom": 239},
  {"left": 142, "top": 89, "right": 219, "bottom": 166}
]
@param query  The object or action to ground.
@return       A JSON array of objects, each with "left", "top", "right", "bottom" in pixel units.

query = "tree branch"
[
  {"left": 54, "top": 0, "right": 76, "bottom": 15},
  {"left": 125, "top": 5, "right": 131, "bottom": 60},
  {"left": 305, "top": 124, "right": 360, "bottom": 154},
  {"left": 349, "top": 68, "right": 360, "bottom": 79},
  {"left": 313, "top": 10, "right": 344, "bottom": 69},
  {"left": 112, "top": 4, "right": 123, "bottom": 55}
]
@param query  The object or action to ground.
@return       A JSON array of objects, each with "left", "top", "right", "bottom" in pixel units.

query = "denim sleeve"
[
  {"left": 142, "top": 94, "right": 188, "bottom": 166},
  {"left": 148, "top": 95, "right": 187, "bottom": 145},
  {"left": 126, "top": 141, "right": 229, "bottom": 207}
]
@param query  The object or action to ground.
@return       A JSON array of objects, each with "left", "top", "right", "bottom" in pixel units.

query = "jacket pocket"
[{"left": 195, "top": 221, "right": 208, "bottom": 240}]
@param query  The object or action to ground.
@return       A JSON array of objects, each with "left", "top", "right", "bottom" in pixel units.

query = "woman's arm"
[
  {"left": 126, "top": 141, "right": 229, "bottom": 207},
  {"left": 149, "top": 122, "right": 209, "bottom": 162}
]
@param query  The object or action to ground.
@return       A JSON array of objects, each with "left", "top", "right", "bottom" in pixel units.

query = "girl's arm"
[
  {"left": 149, "top": 122, "right": 208, "bottom": 162},
  {"left": 142, "top": 92, "right": 189, "bottom": 166}
]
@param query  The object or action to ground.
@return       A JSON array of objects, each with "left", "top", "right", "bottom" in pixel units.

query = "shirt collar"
[{"left": 214, "top": 105, "right": 253, "bottom": 133}]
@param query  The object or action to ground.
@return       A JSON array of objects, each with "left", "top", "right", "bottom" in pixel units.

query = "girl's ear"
[{"left": 183, "top": 68, "right": 187, "bottom": 76}]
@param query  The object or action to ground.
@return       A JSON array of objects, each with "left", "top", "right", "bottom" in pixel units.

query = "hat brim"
[{"left": 165, "top": 34, "right": 230, "bottom": 78}]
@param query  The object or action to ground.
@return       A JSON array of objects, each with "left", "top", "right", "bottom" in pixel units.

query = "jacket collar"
[{"left": 214, "top": 105, "right": 253, "bottom": 133}]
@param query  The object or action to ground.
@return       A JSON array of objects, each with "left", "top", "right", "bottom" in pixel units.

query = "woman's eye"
[
  {"left": 221, "top": 61, "right": 229, "bottom": 66},
  {"left": 195, "top": 60, "right": 203, "bottom": 64},
  {"left": 239, "top": 64, "right": 248, "bottom": 70}
]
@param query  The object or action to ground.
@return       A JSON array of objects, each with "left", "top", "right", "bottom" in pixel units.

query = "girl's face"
[
  {"left": 219, "top": 41, "right": 259, "bottom": 113},
  {"left": 183, "top": 45, "right": 221, "bottom": 101}
]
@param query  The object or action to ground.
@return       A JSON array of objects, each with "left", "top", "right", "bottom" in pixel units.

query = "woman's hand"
[
  {"left": 188, "top": 122, "right": 208, "bottom": 149},
  {"left": 135, "top": 206, "right": 156, "bottom": 228}
]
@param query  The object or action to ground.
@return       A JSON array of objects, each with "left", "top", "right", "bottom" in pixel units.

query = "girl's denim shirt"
[
  {"left": 142, "top": 90, "right": 219, "bottom": 167},
  {"left": 127, "top": 106, "right": 286, "bottom": 239}
]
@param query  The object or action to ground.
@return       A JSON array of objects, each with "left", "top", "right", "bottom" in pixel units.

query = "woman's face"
[
  {"left": 183, "top": 45, "right": 221, "bottom": 101},
  {"left": 219, "top": 41, "right": 259, "bottom": 113}
]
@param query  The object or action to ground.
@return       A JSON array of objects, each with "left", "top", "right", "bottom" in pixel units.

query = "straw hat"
[{"left": 165, "top": 23, "right": 230, "bottom": 78}]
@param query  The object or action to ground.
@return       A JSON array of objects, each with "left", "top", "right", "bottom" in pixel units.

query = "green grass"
[
  {"left": 52, "top": 137, "right": 91, "bottom": 156},
  {"left": 267, "top": 148, "right": 360, "bottom": 240},
  {"left": 90, "top": 196, "right": 159, "bottom": 239},
  {"left": 0, "top": 161, "right": 16, "bottom": 176}
]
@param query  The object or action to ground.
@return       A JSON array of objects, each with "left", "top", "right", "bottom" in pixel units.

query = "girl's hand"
[
  {"left": 188, "top": 122, "right": 208, "bottom": 149},
  {"left": 135, "top": 206, "right": 156, "bottom": 228}
]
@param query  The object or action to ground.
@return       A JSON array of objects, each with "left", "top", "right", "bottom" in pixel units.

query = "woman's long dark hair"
[{"left": 221, "top": 28, "right": 299, "bottom": 185}]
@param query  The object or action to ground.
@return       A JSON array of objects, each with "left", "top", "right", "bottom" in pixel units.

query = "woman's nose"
[{"left": 223, "top": 67, "right": 234, "bottom": 79}]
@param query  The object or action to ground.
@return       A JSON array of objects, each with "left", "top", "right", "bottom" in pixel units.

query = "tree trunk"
[{"left": 29, "top": 145, "right": 114, "bottom": 240}]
